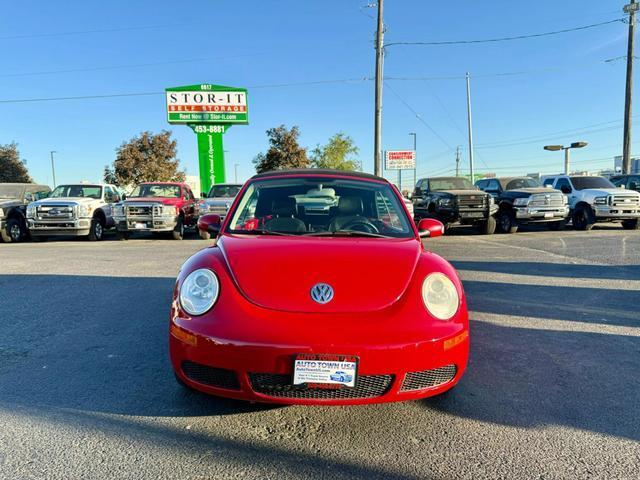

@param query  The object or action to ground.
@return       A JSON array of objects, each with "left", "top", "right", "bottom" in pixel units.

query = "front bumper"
[
  {"left": 27, "top": 218, "right": 91, "bottom": 236},
  {"left": 515, "top": 206, "right": 568, "bottom": 223},
  {"left": 114, "top": 215, "right": 178, "bottom": 232},
  {"left": 594, "top": 206, "right": 640, "bottom": 219}
]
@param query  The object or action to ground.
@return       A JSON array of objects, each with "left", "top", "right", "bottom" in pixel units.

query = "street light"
[
  {"left": 543, "top": 142, "right": 588, "bottom": 175},
  {"left": 50, "top": 151, "right": 57, "bottom": 187}
]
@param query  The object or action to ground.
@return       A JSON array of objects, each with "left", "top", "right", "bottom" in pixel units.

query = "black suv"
[
  {"left": 475, "top": 177, "right": 569, "bottom": 233},
  {"left": 412, "top": 176, "right": 497, "bottom": 234},
  {"left": 610, "top": 174, "right": 640, "bottom": 192},
  {"left": 0, "top": 183, "right": 51, "bottom": 242}
]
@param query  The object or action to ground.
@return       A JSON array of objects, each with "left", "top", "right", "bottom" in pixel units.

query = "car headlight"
[
  {"left": 422, "top": 272, "right": 459, "bottom": 321},
  {"left": 26, "top": 205, "right": 35, "bottom": 218},
  {"left": 78, "top": 204, "right": 93, "bottom": 217},
  {"left": 594, "top": 196, "right": 608, "bottom": 205},
  {"left": 179, "top": 269, "right": 220, "bottom": 316},
  {"left": 488, "top": 196, "right": 495, "bottom": 205},
  {"left": 513, "top": 198, "right": 528, "bottom": 207}
]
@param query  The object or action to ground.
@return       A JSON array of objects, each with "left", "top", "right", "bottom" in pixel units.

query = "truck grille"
[
  {"left": 249, "top": 373, "right": 393, "bottom": 399},
  {"left": 35, "top": 205, "right": 75, "bottom": 220},
  {"left": 126, "top": 205, "right": 151, "bottom": 216},
  {"left": 400, "top": 365, "right": 457, "bottom": 392},
  {"left": 457, "top": 195, "right": 486, "bottom": 210},
  {"left": 207, "top": 205, "right": 229, "bottom": 216},
  {"left": 609, "top": 194, "right": 640, "bottom": 208},
  {"left": 529, "top": 193, "right": 564, "bottom": 208}
]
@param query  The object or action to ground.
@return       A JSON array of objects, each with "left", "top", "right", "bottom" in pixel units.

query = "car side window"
[
  {"left": 486, "top": 179, "right": 500, "bottom": 192},
  {"left": 543, "top": 178, "right": 555, "bottom": 187},
  {"left": 182, "top": 187, "right": 189, "bottom": 201},
  {"left": 187, "top": 188, "right": 195, "bottom": 200},
  {"left": 104, "top": 186, "right": 115, "bottom": 203},
  {"left": 555, "top": 178, "right": 572, "bottom": 193},
  {"left": 476, "top": 180, "right": 487, "bottom": 190}
]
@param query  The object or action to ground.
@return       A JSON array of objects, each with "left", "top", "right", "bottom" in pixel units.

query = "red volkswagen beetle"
[{"left": 170, "top": 170, "right": 469, "bottom": 405}]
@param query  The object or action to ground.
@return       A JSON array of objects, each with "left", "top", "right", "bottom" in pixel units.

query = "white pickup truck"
[
  {"left": 541, "top": 175, "right": 640, "bottom": 230},
  {"left": 26, "top": 183, "right": 123, "bottom": 240}
]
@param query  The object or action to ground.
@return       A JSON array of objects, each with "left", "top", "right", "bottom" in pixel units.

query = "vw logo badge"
[{"left": 310, "top": 283, "right": 334, "bottom": 304}]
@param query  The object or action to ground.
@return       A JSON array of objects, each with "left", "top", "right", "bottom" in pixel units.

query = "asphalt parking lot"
[{"left": 1, "top": 227, "right": 639, "bottom": 479}]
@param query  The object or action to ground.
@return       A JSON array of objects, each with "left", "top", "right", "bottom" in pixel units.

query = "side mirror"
[
  {"left": 560, "top": 185, "right": 572, "bottom": 194},
  {"left": 198, "top": 214, "right": 222, "bottom": 236},
  {"left": 417, "top": 218, "right": 445, "bottom": 239}
]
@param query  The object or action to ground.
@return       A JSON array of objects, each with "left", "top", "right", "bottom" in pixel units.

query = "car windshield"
[
  {"left": 226, "top": 176, "right": 414, "bottom": 238},
  {"left": 208, "top": 185, "right": 241, "bottom": 198},
  {"left": 429, "top": 177, "right": 475, "bottom": 191},
  {"left": 50, "top": 185, "right": 102, "bottom": 199},
  {"left": 503, "top": 178, "right": 540, "bottom": 190},
  {"left": 0, "top": 185, "right": 24, "bottom": 198},
  {"left": 570, "top": 177, "right": 615, "bottom": 190},
  {"left": 129, "top": 184, "right": 181, "bottom": 198}
]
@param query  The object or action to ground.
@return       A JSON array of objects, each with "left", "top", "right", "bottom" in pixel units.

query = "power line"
[
  {"left": 0, "top": 23, "right": 180, "bottom": 41},
  {"left": 385, "top": 18, "right": 623, "bottom": 47}
]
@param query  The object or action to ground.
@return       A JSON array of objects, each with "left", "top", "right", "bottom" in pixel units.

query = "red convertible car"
[{"left": 169, "top": 169, "right": 469, "bottom": 405}]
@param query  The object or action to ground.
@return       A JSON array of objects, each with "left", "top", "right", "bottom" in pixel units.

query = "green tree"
[
  {"left": 0, "top": 143, "right": 32, "bottom": 183},
  {"left": 310, "top": 133, "right": 359, "bottom": 171},
  {"left": 104, "top": 130, "right": 185, "bottom": 186},
  {"left": 253, "top": 125, "right": 309, "bottom": 173}
]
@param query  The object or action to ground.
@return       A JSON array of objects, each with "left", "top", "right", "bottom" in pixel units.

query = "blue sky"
[{"left": 0, "top": 0, "right": 633, "bottom": 191}]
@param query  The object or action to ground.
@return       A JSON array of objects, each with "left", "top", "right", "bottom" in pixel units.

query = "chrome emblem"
[
  {"left": 50, "top": 209, "right": 60, "bottom": 215},
  {"left": 310, "top": 283, "right": 334, "bottom": 304}
]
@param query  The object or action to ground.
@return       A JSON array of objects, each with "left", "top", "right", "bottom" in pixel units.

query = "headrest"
[
  {"left": 272, "top": 197, "right": 297, "bottom": 217},
  {"left": 338, "top": 196, "right": 363, "bottom": 215}
]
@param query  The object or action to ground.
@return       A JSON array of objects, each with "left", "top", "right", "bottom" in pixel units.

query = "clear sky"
[{"left": 0, "top": 0, "right": 633, "bottom": 191}]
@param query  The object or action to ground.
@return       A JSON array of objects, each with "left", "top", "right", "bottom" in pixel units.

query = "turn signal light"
[
  {"left": 170, "top": 324, "right": 197, "bottom": 346},
  {"left": 443, "top": 330, "right": 468, "bottom": 351}
]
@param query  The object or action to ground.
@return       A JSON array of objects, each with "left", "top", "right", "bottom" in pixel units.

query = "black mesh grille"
[
  {"left": 400, "top": 365, "right": 457, "bottom": 392},
  {"left": 181, "top": 361, "right": 240, "bottom": 390},
  {"left": 249, "top": 373, "right": 393, "bottom": 399}
]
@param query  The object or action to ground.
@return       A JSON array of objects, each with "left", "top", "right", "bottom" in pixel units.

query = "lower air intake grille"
[
  {"left": 181, "top": 361, "right": 240, "bottom": 390},
  {"left": 249, "top": 373, "right": 393, "bottom": 399},
  {"left": 400, "top": 365, "right": 457, "bottom": 392}
]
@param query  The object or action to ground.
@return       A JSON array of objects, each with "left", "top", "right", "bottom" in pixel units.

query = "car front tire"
[
  {"left": 88, "top": 218, "right": 104, "bottom": 241},
  {"left": 1, "top": 218, "right": 25, "bottom": 243},
  {"left": 621, "top": 218, "right": 640, "bottom": 230},
  {"left": 172, "top": 217, "right": 184, "bottom": 240},
  {"left": 497, "top": 210, "right": 518, "bottom": 234},
  {"left": 572, "top": 205, "right": 595, "bottom": 231},
  {"left": 478, "top": 216, "right": 496, "bottom": 235}
]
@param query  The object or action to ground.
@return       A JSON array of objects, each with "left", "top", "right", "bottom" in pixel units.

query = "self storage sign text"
[{"left": 166, "top": 91, "right": 248, "bottom": 124}]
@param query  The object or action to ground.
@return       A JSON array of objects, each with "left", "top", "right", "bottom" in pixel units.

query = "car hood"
[
  {"left": 582, "top": 188, "right": 636, "bottom": 196},
  {"left": 217, "top": 235, "right": 422, "bottom": 313},
  {"left": 124, "top": 197, "right": 182, "bottom": 205},
  {"left": 434, "top": 190, "right": 485, "bottom": 196},
  {"left": 507, "top": 187, "right": 557, "bottom": 194},
  {"left": 203, "top": 198, "right": 234, "bottom": 206},
  {"left": 0, "top": 199, "right": 20, "bottom": 207},
  {"left": 33, "top": 197, "right": 94, "bottom": 205}
]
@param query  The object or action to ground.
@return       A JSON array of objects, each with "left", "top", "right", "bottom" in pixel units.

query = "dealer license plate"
[
  {"left": 544, "top": 213, "right": 554, "bottom": 218},
  {"left": 134, "top": 222, "right": 147, "bottom": 229},
  {"left": 293, "top": 354, "right": 358, "bottom": 387},
  {"left": 462, "top": 212, "right": 484, "bottom": 218}
]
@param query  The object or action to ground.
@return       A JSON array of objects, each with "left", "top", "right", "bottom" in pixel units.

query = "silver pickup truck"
[{"left": 26, "top": 183, "right": 122, "bottom": 240}]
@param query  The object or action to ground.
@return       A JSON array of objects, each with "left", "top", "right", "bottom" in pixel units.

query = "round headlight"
[
  {"left": 422, "top": 272, "right": 459, "bottom": 320},
  {"left": 179, "top": 269, "right": 220, "bottom": 316}
]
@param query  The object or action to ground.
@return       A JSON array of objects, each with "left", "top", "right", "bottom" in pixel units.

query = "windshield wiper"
[
  {"left": 231, "top": 229, "right": 290, "bottom": 236},
  {"left": 304, "top": 230, "right": 390, "bottom": 238}
]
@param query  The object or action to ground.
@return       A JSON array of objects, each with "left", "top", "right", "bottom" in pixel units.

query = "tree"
[
  {"left": 0, "top": 143, "right": 32, "bottom": 183},
  {"left": 310, "top": 133, "right": 359, "bottom": 171},
  {"left": 253, "top": 125, "right": 309, "bottom": 173},
  {"left": 104, "top": 130, "right": 185, "bottom": 186}
]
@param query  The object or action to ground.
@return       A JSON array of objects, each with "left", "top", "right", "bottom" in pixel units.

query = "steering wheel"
[{"left": 340, "top": 218, "right": 380, "bottom": 234}]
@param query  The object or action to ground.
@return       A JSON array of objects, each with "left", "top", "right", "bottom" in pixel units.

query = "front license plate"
[
  {"left": 134, "top": 222, "right": 147, "bottom": 229},
  {"left": 293, "top": 354, "right": 358, "bottom": 387},
  {"left": 462, "top": 212, "right": 483, "bottom": 218},
  {"left": 544, "top": 213, "right": 554, "bottom": 218}
]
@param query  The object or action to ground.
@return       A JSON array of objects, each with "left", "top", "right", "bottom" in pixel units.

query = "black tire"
[
  {"left": 1, "top": 218, "right": 25, "bottom": 243},
  {"left": 497, "top": 210, "right": 518, "bottom": 234},
  {"left": 87, "top": 217, "right": 105, "bottom": 241},
  {"left": 621, "top": 219, "right": 640, "bottom": 230},
  {"left": 548, "top": 220, "right": 566, "bottom": 231},
  {"left": 572, "top": 205, "right": 596, "bottom": 231},
  {"left": 199, "top": 229, "right": 211, "bottom": 240},
  {"left": 478, "top": 215, "right": 496, "bottom": 235},
  {"left": 172, "top": 216, "right": 184, "bottom": 240},
  {"left": 116, "top": 230, "right": 130, "bottom": 241}
]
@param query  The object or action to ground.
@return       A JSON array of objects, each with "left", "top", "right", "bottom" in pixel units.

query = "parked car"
[
  {"left": 610, "top": 174, "right": 640, "bottom": 192},
  {"left": 170, "top": 169, "right": 468, "bottom": 405},
  {"left": 199, "top": 183, "right": 242, "bottom": 220},
  {"left": 541, "top": 175, "right": 640, "bottom": 230},
  {"left": 475, "top": 177, "right": 569, "bottom": 233},
  {"left": 412, "top": 176, "right": 497, "bottom": 234},
  {"left": 113, "top": 182, "right": 198, "bottom": 240},
  {"left": 0, "top": 183, "right": 51, "bottom": 243},
  {"left": 26, "top": 183, "right": 120, "bottom": 241}
]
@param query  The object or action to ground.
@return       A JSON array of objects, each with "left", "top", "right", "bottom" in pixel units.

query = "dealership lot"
[{"left": 0, "top": 229, "right": 639, "bottom": 479}]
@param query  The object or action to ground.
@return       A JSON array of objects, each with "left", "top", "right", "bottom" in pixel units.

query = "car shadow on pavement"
[
  {"left": 421, "top": 319, "right": 640, "bottom": 442},
  {"left": 0, "top": 274, "right": 274, "bottom": 418}
]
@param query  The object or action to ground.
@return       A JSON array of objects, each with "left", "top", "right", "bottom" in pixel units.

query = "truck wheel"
[
  {"left": 572, "top": 205, "right": 595, "bottom": 231},
  {"left": 116, "top": 231, "right": 130, "bottom": 241},
  {"left": 172, "top": 217, "right": 184, "bottom": 240},
  {"left": 478, "top": 216, "right": 496, "bottom": 235},
  {"left": 548, "top": 220, "right": 566, "bottom": 231},
  {"left": 622, "top": 219, "right": 640, "bottom": 230},
  {"left": 88, "top": 218, "right": 104, "bottom": 241},
  {"left": 1, "top": 218, "right": 24, "bottom": 243},
  {"left": 497, "top": 210, "right": 518, "bottom": 234}
]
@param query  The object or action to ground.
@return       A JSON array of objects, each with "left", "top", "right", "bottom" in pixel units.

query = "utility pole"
[
  {"left": 465, "top": 72, "right": 475, "bottom": 183},
  {"left": 409, "top": 132, "right": 417, "bottom": 189},
  {"left": 455, "top": 146, "right": 461, "bottom": 177},
  {"left": 374, "top": 0, "right": 385, "bottom": 176},
  {"left": 623, "top": 0, "right": 639, "bottom": 174},
  {"left": 234, "top": 163, "right": 239, "bottom": 183},
  {"left": 50, "top": 151, "right": 57, "bottom": 187}
]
